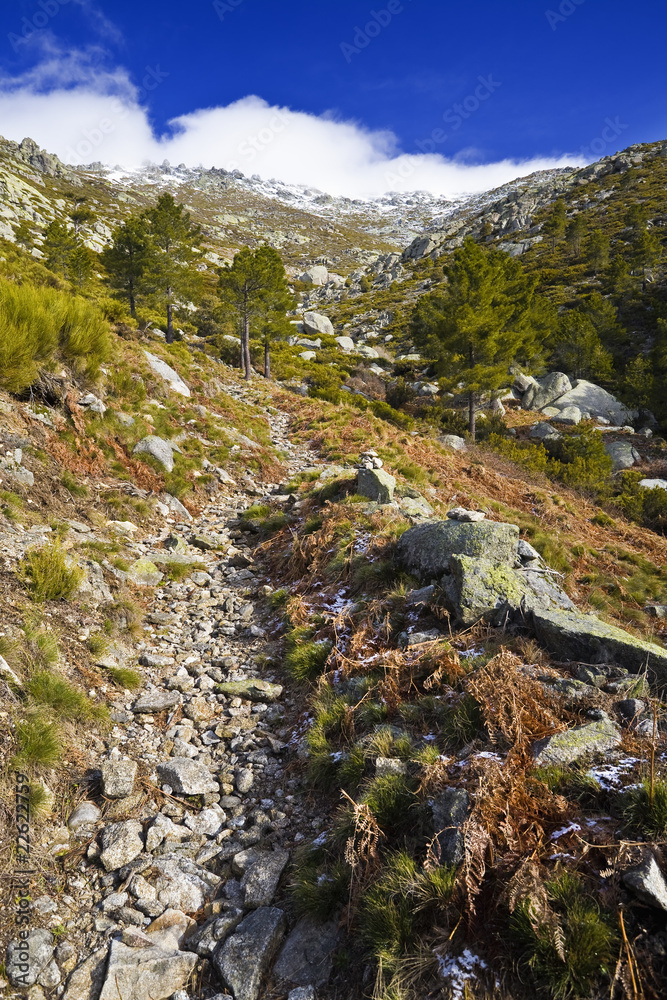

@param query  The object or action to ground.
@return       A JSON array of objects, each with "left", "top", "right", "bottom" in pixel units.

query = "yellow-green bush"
[{"left": 0, "top": 279, "right": 110, "bottom": 394}]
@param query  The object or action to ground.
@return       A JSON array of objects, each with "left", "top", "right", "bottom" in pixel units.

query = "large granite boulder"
[
  {"left": 214, "top": 907, "right": 286, "bottom": 1000},
  {"left": 605, "top": 441, "right": 641, "bottom": 471},
  {"left": 357, "top": 468, "right": 396, "bottom": 504},
  {"left": 397, "top": 520, "right": 519, "bottom": 579},
  {"left": 144, "top": 351, "right": 191, "bottom": 397},
  {"left": 133, "top": 436, "right": 178, "bottom": 472},
  {"left": 99, "top": 939, "right": 197, "bottom": 1000},
  {"left": 302, "top": 311, "right": 334, "bottom": 337},
  {"left": 532, "top": 608, "right": 667, "bottom": 682},
  {"left": 533, "top": 716, "right": 621, "bottom": 766},
  {"left": 522, "top": 372, "right": 572, "bottom": 411},
  {"left": 299, "top": 265, "right": 328, "bottom": 286},
  {"left": 549, "top": 379, "right": 637, "bottom": 424}
]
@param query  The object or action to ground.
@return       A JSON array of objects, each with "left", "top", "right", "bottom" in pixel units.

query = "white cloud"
[{"left": 0, "top": 50, "right": 586, "bottom": 198}]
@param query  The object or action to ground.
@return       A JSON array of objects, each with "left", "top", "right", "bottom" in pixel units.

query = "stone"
[
  {"left": 215, "top": 679, "right": 283, "bottom": 702},
  {"left": 213, "top": 907, "right": 287, "bottom": 1000},
  {"left": 531, "top": 608, "right": 667, "bottom": 680},
  {"left": 187, "top": 910, "right": 244, "bottom": 956},
  {"left": 302, "top": 311, "right": 334, "bottom": 337},
  {"left": 61, "top": 946, "right": 109, "bottom": 1000},
  {"left": 517, "top": 539, "right": 541, "bottom": 562},
  {"left": 152, "top": 858, "right": 221, "bottom": 913},
  {"left": 431, "top": 788, "right": 470, "bottom": 866},
  {"left": 157, "top": 758, "right": 219, "bottom": 795},
  {"left": 242, "top": 851, "right": 290, "bottom": 908},
  {"left": 273, "top": 917, "right": 340, "bottom": 989},
  {"left": 235, "top": 767, "right": 254, "bottom": 794},
  {"left": 335, "top": 336, "right": 355, "bottom": 352},
  {"left": 532, "top": 717, "right": 621, "bottom": 766},
  {"left": 144, "top": 350, "right": 191, "bottom": 397},
  {"left": 146, "top": 813, "right": 188, "bottom": 853},
  {"left": 623, "top": 854, "right": 667, "bottom": 911},
  {"left": 397, "top": 519, "right": 519, "bottom": 580},
  {"left": 133, "top": 690, "right": 180, "bottom": 714},
  {"left": 288, "top": 989, "right": 316, "bottom": 1000},
  {"left": 6, "top": 929, "right": 54, "bottom": 987},
  {"left": 639, "top": 479, "right": 667, "bottom": 490},
  {"left": 549, "top": 379, "right": 636, "bottom": 425},
  {"left": 99, "top": 820, "right": 145, "bottom": 871},
  {"left": 405, "top": 585, "right": 436, "bottom": 607},
  {"left": 522, "top": 372, "right": 572, "bottom": 411},
  {"left": 605, "top": 441, "right": 641, "bottom": 471},
  {"left": 162, "top": 494, "right": 193, "bottom": 521},
  {"left": 79, "top": 393, "right": 106, "bottom": 415},
  {"left": 133, "top": 436, "right": 178, "bottom": 472},
  {"left": 116, "top": 412, "right": 135, "bottom": 427},
  {"left": 617, "top": 699, "right": 646, "bottom": 721},
  {"left": 513, "top": 373, "right": 535, "bottom": 394},
  {"left": 529, "top": 421, "right": 561, "bottom": 441},
  {"left": 127, "top": 558, "right": 163, "bottom": 586},
  {"left": 645, "top": 605, "right": 667, "bottom": 619},
  {"left": 375, "top": 757, "right": 408, "bottom": 778},
  {"left": 357, "top": 468, "right": 396, "bottom": 504},
  {"left": 99, "top": 939, "right": 197, "bottom": 1000},
  {"left": 443, "top": 556, "right": 525, "bottom": 625},
  {"left": 299, "top": 351, "right": 316, "bottom": 361},
  {"left": 439, "top": 434, "right": 467, "bottom": 451},
  {"left": 100, "top": 759, "right": 137, "bottom": 799},
  {"left": 447, "top": 507, "right": 485, "bottom": 522},
  {"left": 299, "top": 265, "right": 329, "bottom": 286},
  {"left": 356, "top": 345, "right": 379, "bottom": 359},
  {"left": 552, "top": 405, "right": 582, "bottom": 425}
]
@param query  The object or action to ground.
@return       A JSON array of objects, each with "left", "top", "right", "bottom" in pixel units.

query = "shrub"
[
  {"left": 545, "top": 430, "right": 613, "bottom": 490},
  {"left": 623, "top": 776, "right": 667, "bottom": 837},
  {"left": 18, "top": 542, "right": 84, "bottom": 601},
  {"left": 0, "top": 279, "right": 110, "bottom": 394},
  {"left": 106, "top": 666, "right": 141, "bottom": 690},
  {"left": 284, "top": 627, "right": 332, "bottom": 681}
]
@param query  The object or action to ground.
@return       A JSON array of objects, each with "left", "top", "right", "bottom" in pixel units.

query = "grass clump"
[
  {"left": 27, "top": 670, "right": 106, "bottom": 722},
  {"left": 623, "top": 776, "right": 667, "bottom": 837},
  {"left": 87, "top": 632, "right": 110, "bottom": 657},
  {"left": 18, "top": 541, "right": 84, "bottom": 601},
  {"left": 10, "top": 716, "right": 62, "bottom": 770},
  {"left": 284, "top": 626, "right": 332, "bottom": 681},
  {"left": 61, "top": 471, "right": 89, "bottom": 497},
  {"left": 106, "top": 666, "right": 141, "bottom": 690},
  {"left": 510, "top": 870, "right": 616, "bottom": 999}
]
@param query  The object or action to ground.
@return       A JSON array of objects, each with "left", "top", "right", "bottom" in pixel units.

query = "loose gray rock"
[
  {"left": 215, "top": 679, "right": 283, "bottom": 702},
  {"left": 605, "top": 440, "right": 641, "bottom": 471},
  {"left": 529, "top": 421, "right": 561, "bottom": 441},
  {"left": 335, "top": 336, "right": 355, "bottom": 352},
  {"left": 640, "top": 479, "right": 667, "bottom": 491},
  {"left": 6, "top": 929, "right": 54, "bottom": 987},
  {"left": 439, "top": 434, "right": 467, "bottom": 451},
  {"left": 300, "top": 266, "right": 329, "bottom": 286},
  {"left": 127, "top": 557, "right": 164, "bottom": 586},
  {"left": 431, "top": 788, "right": 470, "bottom": 865},
  {"left": 144, "top": 350, "right": 191, "bottom": 397},
  {"left": 133, "top": 690, "right": 180, "bottom": 714},
  {"left": 99, "top": 820, "right": 145, "bottom": 871},
  {"left": 133, "top": 436, "right": 178, "bottom": 472},
  {"left": 532, "top": 717, "right": 621, "bottom": 766},
  {"left": 552, "top": 405, "right": 582, "bottom": 425},
  {"left": 61, "top": 946, "right": 109, "bottom": 1000},
  {"left": 357, "top": 467, "right": 396, "bottom": 504},
  {"left": 623, "top": 854, "right": 667, "bottom": 911},
  {"left": 162, "top": 493, "right": 193, "bottom": 521},
  {"left": 235, "top": 767, "right": 254, "bottom": 794},
  {"left": 273, "top": 916, "right": 340, "bottom": 988},
  {"left": 157, "top": 758, "right": 219, "bottom": 795},
  {"left": 100, "top": 759, "right": 137, "bottom": 799},
  {"left": 67, "top": 801, "right": 102, "bottom": 832},
  {"left": 241, "top": 850, "right": 290, "bottom": 908},
  {"left": 99, "top": 939, "right": 197, "bottom": 1000},
  {"left": 214, "top": 906, "right": 287, "bottom": 1000},
  {"left": 288, "top": 989, "right": 316, "bottom": 1000}
]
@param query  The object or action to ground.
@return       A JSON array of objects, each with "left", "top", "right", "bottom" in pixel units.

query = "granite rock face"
[{"left": 532, "top": 717, "right": 622, "bottom": 766}]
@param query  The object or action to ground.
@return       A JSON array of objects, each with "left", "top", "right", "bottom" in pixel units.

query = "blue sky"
[{"left": 0, "top": 0, "right": 664, "bottom": 197}]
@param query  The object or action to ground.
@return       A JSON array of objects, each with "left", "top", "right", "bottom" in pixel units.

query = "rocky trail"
[{"left": 5, "top": 394, "right": 336, "bottom": 1000}]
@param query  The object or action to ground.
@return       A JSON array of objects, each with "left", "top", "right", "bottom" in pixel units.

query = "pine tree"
[
  {"left": 102, "top": 217, "right": 150, "bottom": 317},
  {"left": 542, "top": 199, "right": 567, "bottom": 252},
  {"left": 67, "top": 244, "right": 94, "bottom": 288},
  {"left": 69, "top": 196, "right": 96, "bottom": 234},
  {"left": 410, "top": 238, "right": 554, "bottom": 438},
  {"left": 42, "top": 219, "right": 78, "bottom": 276},
  {"left": 217, "top": 246, "right": 293, "bottom": 380},
  {"left": 550, "top": 310, "right": 613, "bottom": 382},
  {"left": 586, "top": 231, "right": 610, "bottom": 273},
  {"left": 565, "top": 214, "right": 587, "bottom": 258},
  {"left": 142, "top": 194, "right": 203, "bottom": 343}
]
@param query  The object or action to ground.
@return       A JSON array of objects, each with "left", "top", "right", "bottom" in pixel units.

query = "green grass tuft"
[
  {"left": 18, "top": 542, "right": 84, "bottom": 602},
  {"left": 10, "top": 716, "right": 62, "bottom": 770}
]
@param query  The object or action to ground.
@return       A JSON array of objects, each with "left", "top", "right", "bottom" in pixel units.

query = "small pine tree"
[
  {"left": 542, "top": 199, "right": 567, "bottom": 252},
  {"left": 550, "top": 310, "right": 613, "bottom": 382},
  {"left": 142, "top": 194, "right": 203, "bottom": 343},
  {"left": 67, "top": 243, "right": 94, "bottom": 288},
  {"left": 565, "top": 214, "right": 587, "bottom": 258},
  {"left": 586, "top": 231, "right": 610, "bottom": 273},
  {"left": 410, "top": 238, "right": 555, "bottom": 437},
  {"left": 102, "top": 217, "right": 150, "bottom": 317},
  {"left": 43, "top": 220, "right": 77, "bottom": 276}
]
